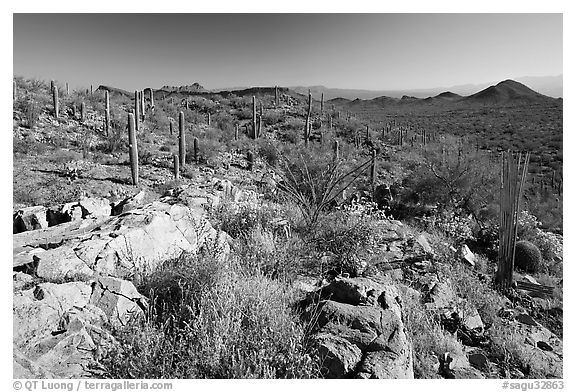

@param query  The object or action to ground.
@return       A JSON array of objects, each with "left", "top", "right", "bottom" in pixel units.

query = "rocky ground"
[{"left": 13, "top": 80, "right": 563, "bottom": 379}]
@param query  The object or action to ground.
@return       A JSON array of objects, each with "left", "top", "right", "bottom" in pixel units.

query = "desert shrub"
[
  {"left": 210, "top": 200, "right": 286, "bottom": 239},
  {"left": 186, "top": 137, "right": 225, "bottom": 166},
  {"left": 100, "top": 252, "right": 320, "bottom": 379},
  {"left": 397, "top": 284, "right": 466, "bottom": 379},
  {"left": 514, "top": 240, "right": 543, "bottom": 273},
  {"left": 256, "top": 139, "right": 281, "bottom": 168},
  {"left": 14, "top": 93, "right": 45, "bottom": 128},
  {"left": 312, "top": 211, "right": 374, "bottom": 276}
]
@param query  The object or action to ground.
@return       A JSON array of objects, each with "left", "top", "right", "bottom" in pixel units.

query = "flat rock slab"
[{"left": 14, "top": 201, "right": 228, "bottom": 281}]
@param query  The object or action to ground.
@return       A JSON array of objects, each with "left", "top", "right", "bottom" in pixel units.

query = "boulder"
[
  {"left": 13, "top": 278, "right": 143, "bottom": 378},
  {"left": 460, "top": 245, "right": 476, "bottom": 267},
  {"left": 13, "top": 206, "right": 49, "bottom": 233},
  {"left": 14, "top": 201, "right": 228, "bottom": 280},
  {"left": 306, "top": 278, "right": 414, "bottom": 379},
  {"left": 315, "top": 334, "right": 363, "bottom": 378},
  {"left": 78, "top": 197, "right": 112, "bottom": 218}
]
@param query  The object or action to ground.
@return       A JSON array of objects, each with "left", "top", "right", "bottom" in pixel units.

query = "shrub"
[
  {"left": 99, "top": 252, "right": 320, "bottom": 379},
  {"left": 514, "top": 240, "right": 543, "bottom": 273}
]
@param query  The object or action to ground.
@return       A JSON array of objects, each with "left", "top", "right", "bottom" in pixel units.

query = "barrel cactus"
[{"left": 514, "top": 240, "right": 543, "bottom": 273}]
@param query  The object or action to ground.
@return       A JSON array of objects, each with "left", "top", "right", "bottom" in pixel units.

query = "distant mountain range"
[
  {"left": 289, "top": 75, "right": 562, "bottom": 101},
  {"left": 327, "top": 79, "right": 561, "bottom": 108}
]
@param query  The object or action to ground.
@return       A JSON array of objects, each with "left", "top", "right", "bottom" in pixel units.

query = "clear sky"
[{"left": 13, "top": 13, "right": 562, "bottom": 91}]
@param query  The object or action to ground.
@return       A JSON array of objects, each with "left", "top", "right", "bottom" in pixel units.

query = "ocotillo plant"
[
  {"left": 104, "top": 91, "right": 110, "bottom": 137},
  {"left": 305, "top": 91, "right": 312, "bottom": 146},
  {"left": 173, "top": 154, "right": 180, "bottom": 181},
  {"left": 80, "top": 102, "right": 86, "bottom": 123},
  {"left": 247, "top": 150, "right": 254, "bottom": 171},
  {"left": 52, "top": 85, "right": 59, "bottom": 119},
  {"left": 134, "top": 91, "right": 140, "bottom": 131},
  {"left": 127, "top": 113, "right": 139, "bottom": 186},
  {"left": 179, "top": 111, "right": 186, "bottom": 167},
  {"left": 496, "top": 151, "right": 530, "bottom": 289},
  {"left": 193, "top": 137, "right": 199, "bottom": 163},
  {"left": 252, "top": 96, "right": 257, "bottom": 139}
]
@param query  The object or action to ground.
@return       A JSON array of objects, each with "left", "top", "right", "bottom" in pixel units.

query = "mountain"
[
  {"left": 463, "top": 79, "right": 551, "bottom": 105},
  {"left": 291, "top": 74, "right": 562, "bottom": 101},
  {"left": 327, "top": 80, "right": 558, "bottom": 109}
]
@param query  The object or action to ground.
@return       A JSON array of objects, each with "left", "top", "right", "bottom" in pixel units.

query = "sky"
[{"left": 13, "top": 13, "right": 563, "bottom": 93}]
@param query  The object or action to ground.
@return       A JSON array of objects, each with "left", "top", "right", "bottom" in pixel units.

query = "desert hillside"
[{"left": 12, "top": 77, "right": 563, "bottom": 379}]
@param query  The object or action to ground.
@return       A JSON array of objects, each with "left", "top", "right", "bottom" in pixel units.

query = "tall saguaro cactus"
[
  {"left": 140, "top": 90, "right": 145, "bottom": 120},
  {"left": 321, "top": 93, "right": 324, "bottom": 115},
  {"left": 104, "top": 91, "right": 110, "bottom": 137},
  {"left": 65, "top": 83, "right": 69, "bottom": 96},
  {"left": 149, "top": 89, "right": 154, "bottom": 110},
  {"left": 274, "top": 85, "right": 279, "bottom": 106},
  {"left": 370, "top": 149, "right": 377, "bottom": 195},
  {"left": 334, "top": 140, "right": 340, "bottom": 160},
  {"left": 305, "top": 91, "right": 312, "bottom": 146},
  {"left": 193, "top": 137, "right": 199, "bottom": 163},
  {"left": 128, "top": 113, "right": 139, "bottom": 186},
  {"left": 173, "top": 154, "right": 180, "bottom": 180},
  {"left": 179, "top": 111, "right": 186, "bottom": 167},
  {"left": 134, "top": 91, "right": 140, "bottom": 131},
  {"left": 52, "top": 85, "right": 59, "bottom": 119},
  {"left": 234, "top": 124, "right": 239, "bottom": 141},
  {"left": 252, "top": 96, "right": 257, "bottom": 139},
  {"left": 80, "top": 102, "right": 86, "bottom": 123}
]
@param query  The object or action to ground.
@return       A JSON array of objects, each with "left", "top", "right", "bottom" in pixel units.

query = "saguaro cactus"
[
  {"left": 234, "top": 124, "right": 239, "bottom": 141},
  {"left": 371, "top": 149, "right": 377, "bottom": 194},
  {"left": 140, "top": 90, "right": 145, "bottom": 120},
  {"left": 179, "top": 112, "right": 186, "bottom": 167},
  {"left": 275, "top": 85, "right": 279, "bottom": 106},
  {"left": 207, "top": 112, "right": 211, "bottom": 126},
  {"left": 247, "top": 150, "right": 254, "bottom": 171},
  {"left": 65, "top": 82, "right": 69, "bottom": 96},
  {"left": 169, "top": 120, "right": 173, "bottom": 136},
  {"left": 52, "top": 85, "right": 59, "bottom": 119},
  {"left": 252, "top": 96, "right": 257, "bottom": 139},
  {"left": 104, "top": 91, "right": 110, "bottom": 137},
  {"left": 128, "top": 113, "right": 139, "bottom": 186},
  {"left": 13, "top": 80, "right": 16, "bottom": 100},
  {"left": 334, "top": 140, "right": 340, "bottom": 160},
  {"left": 50, "top": 80, "right": 54, "bottom": 91},
  {"left": 305, "top": 91, "right": 312, "bottom": 146},
  {"left": 321, "top": 93, "right": 324, "bottom": 115},
  {"left": 90, "top": 85, "right": 93, "bottom": 95},
  {"left": 365, "top": 124, "right": 370, "bottom": 140},
  {"left": 150, "top": 89, "right": 154, "bottom": 110},
  {"left": 80, "top": 102, "right": 86, "bottom": 123},
  {"left": 193, "top": 137, "right": 199, "bottom": 163},
  {"left": 173, "top": 154, "right": 180, "bottom": 180},
  {"left": 134, "top": 91, "right": 140, "bottom": 131}
]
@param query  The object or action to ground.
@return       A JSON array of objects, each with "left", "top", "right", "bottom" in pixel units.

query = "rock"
[
  {"left": 112, "top": 190, "right": 146, "bottom": 215},
  {"left": 460, "top": 245, "right": 476, "bottom": 267},
  {"left": 61, "top": 202, "right": 83, "bottom": 222},
  {"left": 415, "top": 234, "right": 433, "bottom": 254},
  {"left": 79, "top": 197, "right": 112, "bottom": 218},
  {"left": 13, "top": 278, "right": 142, "bottom": 378},
  {"left": 306, "top": 278, "right": 413, "bottom": 378},
  {"left": 522, "top": 274, "right": 539, "bottom": 285},
  {"left": 13, "top": 272, "right": 34, "bottom": 291},
  {"left": 537, "top": 341, "right": 554, "bottom": 351},
  {"left": 14, "top": 201, "right": 227, "bottom": 280},
  {"left": 356, "top": 349, "right": 414, "bottom": 379},
  {"left": 468, "top": 352, "right": 489, "bottom": 370},
  {"left": 517, "top": 313, "right": 539, "bottom": 326},
  {"left": 13, "top": 206, "right": 49, "bottom": 233},
  {"left": 89, "top": 277, "right": 146, "bottom": 326},
  {"left": 315, "top": 334, "right": 363, "bottom": 378},
  {"left": 35, "top": 246, "right": 94, "bottom": 282},
  {"left": 318, "top": 277, "right": 390, "bottom": 306}
]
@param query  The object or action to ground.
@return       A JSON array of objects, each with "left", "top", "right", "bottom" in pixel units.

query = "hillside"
[{"left": 12, "top": 76, "right": 563, "bottom": 380}]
